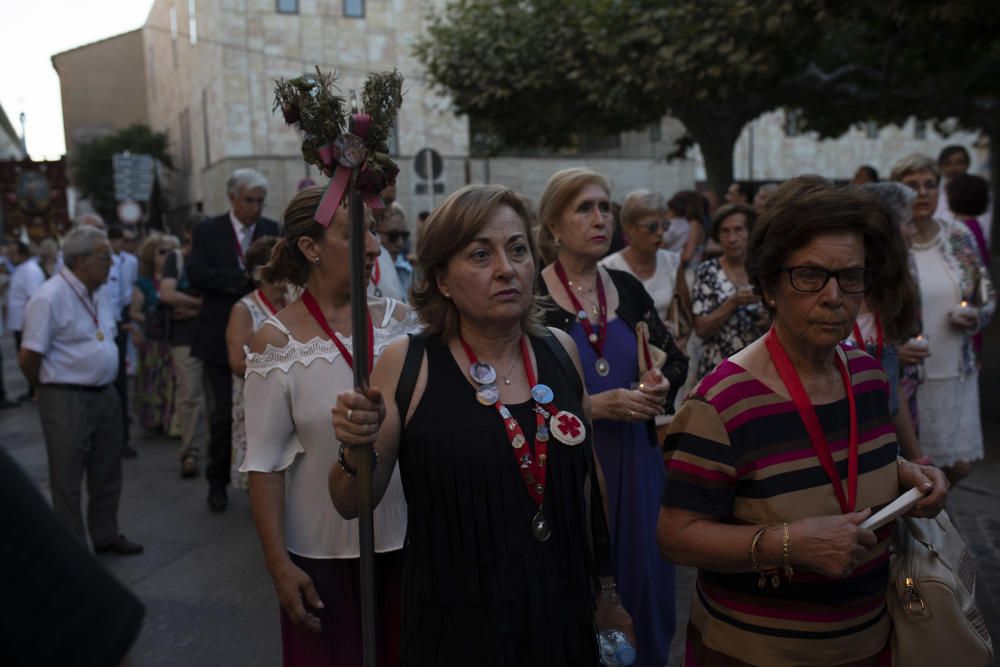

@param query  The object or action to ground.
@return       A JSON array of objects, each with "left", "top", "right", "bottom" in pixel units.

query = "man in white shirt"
[
  {"left": 18, "top": 226, "right": 143, "bottom": 555},
  {"left": 4, "top": 242, "right": 46, "bottom": 406}
]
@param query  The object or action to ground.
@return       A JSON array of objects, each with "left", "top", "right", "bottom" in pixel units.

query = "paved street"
[{"left": 2, "top": 323, "right": 999, "bottom": 666}]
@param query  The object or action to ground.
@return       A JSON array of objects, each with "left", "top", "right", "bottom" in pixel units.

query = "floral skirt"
[{"left": 134, "top": 338, "right": 175, "bottom": 433}]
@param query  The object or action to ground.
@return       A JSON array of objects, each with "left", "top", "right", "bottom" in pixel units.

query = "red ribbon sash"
[
  {"left": 459, "top": 335, "right": 550, "bottom": 507},
  {"left": 851, "top": 313, "right": 884, "bottom": 362},
  {"left": 765, "top": 328, "right": 859, "bottom": 514},
  {"left": 59, "top": 271, "right": 101, "bottom": 332},
  {"left": 256, "top": 289, "right": 279, "bottom": 315},
  {"left": 553, "top": 261, "right": 606, "bottom": 357},
  {"left": 301, "top": 289, "right": 374, "bottom": 373}
]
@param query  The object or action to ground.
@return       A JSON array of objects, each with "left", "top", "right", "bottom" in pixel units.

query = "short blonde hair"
[
  {"left": 411, "top": 184, "right": 545, "bottom": 339},
  {"left": 620, "top": 189, "right": 666, "bottom": 228},
  {"left": 890, "top": 153, "right": 940, "bottom": 183},
  {"left": 537, "top": 168, "right": 612, "bottom": 264}
]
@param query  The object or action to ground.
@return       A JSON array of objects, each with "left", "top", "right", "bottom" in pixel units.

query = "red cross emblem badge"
[{"left": 550, "top": 410, "right": 586, "bottom": 446}]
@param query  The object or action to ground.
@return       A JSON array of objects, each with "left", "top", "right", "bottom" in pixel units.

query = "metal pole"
[{"left": 348, "top": 178, "right": 378, "bottom": 667}]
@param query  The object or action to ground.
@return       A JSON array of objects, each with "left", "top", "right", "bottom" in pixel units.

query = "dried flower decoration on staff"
[{"left": 273, "top": 67, "right": 404, "bottom": 226}]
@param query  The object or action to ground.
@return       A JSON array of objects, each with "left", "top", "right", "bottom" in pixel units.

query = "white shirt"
[
  {"left": 21, "top": 270, "right": 119, "bottom": 386},
  {"left": 6, "top": 258, "right": 47, "bottom": 332},
  {"left": 101, "top": 254, "right": 131, "bottom": 321},
  {"left": 230, "top": 211, "right": 256, "bottom": 268},
  {"left": 601, "top": 248, "right": 682, "bottom": 322},
  {"left": 241, "top": 299, "right": 419, "bottom": 558},
  {"left": 119, "top": 251, "right": 138, "bottom": 306},
  {"left": 367, "top": 246, "right": 405, "bottom": 302}
]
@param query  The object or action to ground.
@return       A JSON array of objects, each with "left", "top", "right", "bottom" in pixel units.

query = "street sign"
[
  {"left": 413, "top": 147, "right": 444, "bottom": 196},
  {"left": 112, "top": 153, "right": 155, "bottom": 202}
]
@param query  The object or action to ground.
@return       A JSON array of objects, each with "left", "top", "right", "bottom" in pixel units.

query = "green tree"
[
  {"left": 415, "top": 0, "right": 998, "bottom": 198},
  {"left": 73, "top": 124, "right": 172, "bottom": 222}
]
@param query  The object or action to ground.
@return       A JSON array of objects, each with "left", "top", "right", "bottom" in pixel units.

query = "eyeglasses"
[
  {"left": 902, "top": 179, "right": 938, "bottom": 193},
  {"left": 637, "top": 220, "right": 669, "bottom": 234},
  {"left": 157, "top": 249, "right": 170, "bottom": 255},
  {"left": 779, "top": 266, "right": 876, "bottom": 294},
  {"left": 383, "top": 231, "right": 410, "bottom": 243}
]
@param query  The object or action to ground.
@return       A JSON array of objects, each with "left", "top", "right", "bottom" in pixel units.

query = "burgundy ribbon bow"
[{"left": 314, "top": 113, "right": 386, "bottom": 227}]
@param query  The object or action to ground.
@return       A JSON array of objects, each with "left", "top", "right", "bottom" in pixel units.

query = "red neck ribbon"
[
  {"left": 256, "top": 289, "right": 279, "bottom": 316},
  {"left": 371, "top": 257, "right": 381, "bottom": 287},
  {"left": 552, "top": 261, "right": 606, "bottom": 356},
  {"left": 230, "top": 221, "right": 249, "bottom": 266},
  {"left": 59, "top": 271, "right": 100, "bottom": 331},
  {"left": 459, "top": 334, "right": 550, "bottom": 508},
  {"left": 765, "top": 328, "right": 858, "bottom": 514},
  {"left": 852, "top": 312, "right": 884, "bottom": 362},
  {"left": 301, "top": 289, "right": 373, "bottom": 373}
]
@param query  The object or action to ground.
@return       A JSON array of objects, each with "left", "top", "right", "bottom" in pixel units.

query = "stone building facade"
[
  {"left": 141, "top": 0, "right": 470, "bottom": 226},
  {"left": 51, "top": 30, "right": 150, "bottom": 161}
]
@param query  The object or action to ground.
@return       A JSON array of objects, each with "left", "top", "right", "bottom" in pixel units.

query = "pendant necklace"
[
  {"left": 554, "top": 261, "right": 610, "bottom": 376},
  {"left": 459, "top": 333, "right": 588, "bottom": 542},
  {"left": 60, "top": 271, "right": 105, "bottom": 341}
]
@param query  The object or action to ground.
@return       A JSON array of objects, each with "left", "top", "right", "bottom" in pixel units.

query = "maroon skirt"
[{"left": 280, "top": 550, "right": 403, "bottom": 667}]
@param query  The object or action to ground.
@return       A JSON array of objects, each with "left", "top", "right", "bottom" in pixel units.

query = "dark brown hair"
[
  {"left": 709, "top": 203, "right": 757, "bottom": 243},
  {"left": 412, "top": 184, "right": 545, "bottom": 339},
  {"left": 946, "top": 173, "right": 990, "bottom": 217},
  {"left": 259, "top": 186, "right": 328, "bottom": 286},
  {"left": 246, "top": 235, "right": 278, "bottom": 284},
  {"left": 747, "top": 176, "right": 890, "bottom": 317}
]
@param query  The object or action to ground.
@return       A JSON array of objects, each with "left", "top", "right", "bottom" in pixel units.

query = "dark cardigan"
[{"left": 539, "top": 267, "right": 689, "bottom": 444}]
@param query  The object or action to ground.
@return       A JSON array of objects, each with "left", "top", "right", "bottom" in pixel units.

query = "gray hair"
[
  {"left": 38, "top": 238, "right": 59, "bottom": 261},
  {"left": 77, "top": 212, "right": 106, "bottom": 229},
  {"left": 63, "top": 226, "right": 108, "bottom": 269},
  {"left": 226, "top": 168, "right": 269, "bottom": 196},
  {"left": 620, "top": 188, "right": 667, "bottom": 228},
  {"left": 859, "top": 182, "right": 916, "bottom": 228},
  {"left": 890, "top": 153, "right": 940, "bottom": 183}
]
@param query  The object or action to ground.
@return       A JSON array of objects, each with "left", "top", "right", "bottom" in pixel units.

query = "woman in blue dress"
[{"left": 537, "top": 168, "right": 688, "bottom": 667}]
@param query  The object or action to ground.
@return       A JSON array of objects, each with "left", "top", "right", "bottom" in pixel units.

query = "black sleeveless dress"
[{"left": 398, "top": 334, "right": 600, "bottom": 666}]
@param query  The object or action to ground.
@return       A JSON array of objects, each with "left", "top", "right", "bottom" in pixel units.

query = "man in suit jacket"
[{"left": 188, "top": 168, "right": 280, "bottom": 512}]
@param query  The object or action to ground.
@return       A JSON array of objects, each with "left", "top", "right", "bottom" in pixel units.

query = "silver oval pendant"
[
  {"left": 476, "top": 383, "right": 500, "bottom": 406},
  {"left": 588, "top": 333, "right": 598, "bottom": 344},
  {"left": 577, "top": 309, "right": 588, "bottom": 321},
  {"left": 595, "top": 357, "right": 610, "bottom": 377},
  {"left": 530, "top": 383, "right": 554, "bottom": 405},
  {"left": 470, "top": 361, "right": 497, "bottom": 386},
  {"left": 531, "top": 511, "right": 552, "bottom": 542}
]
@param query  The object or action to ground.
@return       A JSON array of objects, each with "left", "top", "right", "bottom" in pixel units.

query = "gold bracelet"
[
  {"left": 750, "top": 525, "right": 782, "bottom": 588},
  {"left": 782, "top": 522, "right": 794, "bottom": 581}
]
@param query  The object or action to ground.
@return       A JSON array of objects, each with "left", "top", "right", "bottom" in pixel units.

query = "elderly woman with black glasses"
[{"left": 660, "top": 177, "right": 948, "bottom": 666}]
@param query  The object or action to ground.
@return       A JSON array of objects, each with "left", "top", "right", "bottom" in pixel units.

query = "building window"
[
  {"left": 277, "top": 0, "right": 298, "bottom": 14},
  {"left": 914, "top": 119, "right": 927, "bottom": 140},
  {"left": 202, "top": 88, "right": 211, "bottom": 165},
  {"left": 865, "top": 120, "right": 879, "bottom": 139},
  {"left": 169, "top": 6, "right": 179, "bottom": 67},
  {"left": 188, "top": 0, "right": 198, "bottom": 44},
  {"left": 179, "top": 108, "right": 192, "bottom": 174},
  {"left": 783, "top": 109, "right": 802, "bottom": 137},
  {"left": 344, "top": 0, "right": 364, "bottom": 18}
]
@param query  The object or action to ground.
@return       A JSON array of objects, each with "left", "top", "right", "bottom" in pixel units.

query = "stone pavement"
[{"left": 1, "top": 322, "right": 998, "bottom": 666}]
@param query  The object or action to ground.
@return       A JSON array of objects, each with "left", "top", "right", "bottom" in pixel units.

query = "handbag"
[
  {"left": 888, "top": 511, "right": 993, "bottom": 666},
  {"left": 667, "top": 293, "right": 692, "bottom": 342}
]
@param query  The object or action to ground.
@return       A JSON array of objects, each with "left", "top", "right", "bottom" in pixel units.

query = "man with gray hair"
[
  {"left": 188, "top": 167, "right": 280, "bottom": 512},
  {"left": 18, "top": 226, "right": 142, "bottom": 554}
]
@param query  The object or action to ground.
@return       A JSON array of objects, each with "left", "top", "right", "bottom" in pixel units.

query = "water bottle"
[{"left": 597, "top": 629, "right": 636, "bottom": 666}]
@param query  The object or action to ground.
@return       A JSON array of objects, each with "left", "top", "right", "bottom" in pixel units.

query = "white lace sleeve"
[{"left": 240, "top": 360, "right": 303, "bottom": 474}]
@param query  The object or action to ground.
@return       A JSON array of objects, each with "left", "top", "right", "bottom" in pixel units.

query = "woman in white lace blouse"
[{"left": 241, "top": 186, "right": 418, "bottom": 665}]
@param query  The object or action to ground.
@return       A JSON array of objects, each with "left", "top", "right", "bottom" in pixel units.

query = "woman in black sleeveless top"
[{"left": 331, "top": 185, "right": 633, "bottom": 665}]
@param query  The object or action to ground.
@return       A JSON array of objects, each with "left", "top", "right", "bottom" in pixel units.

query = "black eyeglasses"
[
  {"left": 383, "top": 231, "right": 410, "bottom": 243},
  {"left": 779, "top": 266, "right": 876, "bottom": 294}
]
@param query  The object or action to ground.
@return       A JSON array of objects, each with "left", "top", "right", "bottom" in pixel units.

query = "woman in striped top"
[{"left": 659, "top": 177, "right": 948, "bottom": 666}]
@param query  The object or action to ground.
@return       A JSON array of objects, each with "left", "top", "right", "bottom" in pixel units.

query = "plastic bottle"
[{"left": 597, "top": 629, "right": 636, "bottom": 666}]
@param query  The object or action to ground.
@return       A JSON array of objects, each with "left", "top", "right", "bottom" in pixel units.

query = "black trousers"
[
  {"left": 202, "top": 361, "right": 233, "bottom": 489},
  {"left": 114, "top": 326, "right": 130, "bottom": 444}
]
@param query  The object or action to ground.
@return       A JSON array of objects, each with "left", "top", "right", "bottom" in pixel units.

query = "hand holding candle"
[
  {"left": 949, "top": 299, "right": 978, "bottom": 329},
  {"left": 899, "top": 334, "right": 931, "bottom": 364}
]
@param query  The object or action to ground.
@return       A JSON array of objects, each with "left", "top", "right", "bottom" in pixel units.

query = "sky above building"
[{"left": 0, "top": 0, "right": 155, "bottom": 160}]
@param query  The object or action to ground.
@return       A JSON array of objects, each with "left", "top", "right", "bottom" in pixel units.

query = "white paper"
[{"left": 860, "top": 487, "right": 926, "bottom": 531}]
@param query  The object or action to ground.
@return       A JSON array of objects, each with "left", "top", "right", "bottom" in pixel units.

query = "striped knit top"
[{"left": 662, "top": 345, "right": 899, "bottom": 666}]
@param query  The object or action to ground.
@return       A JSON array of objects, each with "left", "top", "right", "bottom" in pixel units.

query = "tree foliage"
[
  {"left": 415, "top": 0, "right": 999, "bottom": 196},
  {"left": 73, "top": 124, "right": 172, "bottom": 221}
]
